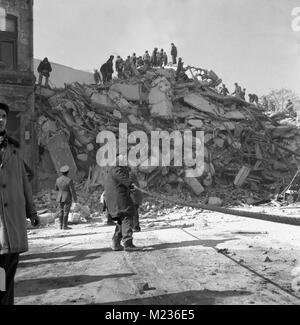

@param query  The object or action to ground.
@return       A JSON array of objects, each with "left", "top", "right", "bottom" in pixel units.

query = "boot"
[
  {"left": 123, "top": 240, "right": 141, "bottom": 252},
  {"left": 111, "top": 237, "right": 124, "bottom": 251},
  {"left": 63, "top": 215, "right": 72, "bottom": 230},
  {"left": 59, "top": 215, "right": 63, "bottom": 230}
]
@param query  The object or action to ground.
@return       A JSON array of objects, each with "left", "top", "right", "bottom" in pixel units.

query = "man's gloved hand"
[{"left": 30, "top": 214, "right": 40, "bottom": 228}]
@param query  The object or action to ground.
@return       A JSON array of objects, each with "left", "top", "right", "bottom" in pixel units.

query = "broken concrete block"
[
  {"left": 69, "top": 212, "right": 81, "bottom": 224},
  {"left": 204, "top": 133, "right": 214, "bottom": 143},
  {"left": 184, "top": 93, "right": 219, "bottom": 116},
  {"left": 208, "top": 197, "right": 223, "bottom": 206},
  {"left": 48, "top": 93, "right": 67, "bottom": 108},
  {"left": 36, "top": 86, "right": 56, "bottom": 99},
  {"left": 211, "top": 121, "right": 235, "bottom": 131},
  {"left": 38, "top": 212, "right": 56, "bottom": 226},
  {"left": 184, "top": 177, "right": 205, "bottom": 195},
  {"left": 62, "top": 111, "right": 76, "bottom": 127},
  {"left": 91, "top": 92, "right": 116, "bottom": 111},
  {"left": 41, "top": 120, "right": 57, "bottom": 134},
  {"left": 149, "top": 77, "right": 173, "bottom": 118},
  {"left": 272, "top": 126, "right": 296, "bottom": 138},
  {"left": 224, "top": 111, "right": 245, "bottom": 120},
  {"left": 110, "top": 83, "right": 141, "bottom": 101},
  {"left": 108, "top": 90, "right": 130, "bottom": 110},
  {"left": 47, "top": 132, "right": 78, "bottom": 180},
  {"left": 214, "top": 137, "right": 225, "bottom": 148},
  {"left": 234, "top": 166, "right": 251, "bottom": 187},
  {"left": 128, "top": 114, "right": 138, "bottom": 125},
  {"left": 113, "top": 109, "right": 122, "bottom": 120},
  {"left": 188, "top": 119, "right": 203, "bottom": 128},
  {"left": 273, "top": 161, "right": 288, "bottom": 171},
  {"left": 64, "top": 101, "right": 76, "bottom": 110}
]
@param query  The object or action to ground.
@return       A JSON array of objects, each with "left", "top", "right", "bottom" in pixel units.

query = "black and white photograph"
[{"left": 0, "top": 0, "right": 300, "bottom": 309}]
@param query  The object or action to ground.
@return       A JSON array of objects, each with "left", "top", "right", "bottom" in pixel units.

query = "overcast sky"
[{"left": 34, "top": 0, "right": 300, "bottom": 96}]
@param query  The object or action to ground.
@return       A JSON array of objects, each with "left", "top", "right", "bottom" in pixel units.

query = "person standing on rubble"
[
  {"left": 100, "top": 56, "right": 114, "bottom": 84},
  {"left": 171, "top": 43, "right": 178, "bottom": 65},
  {"left": 106, "top": 55, "right": 114, "bottom": 82},
  {"left": 248, "top": 93, "right": 259, "bottom": 105},
  {"left": 37, "top": 57, "right": 52, "bottom": 88},
  {"left": 55, "top": 166, "right": 78, "bottom": 230},
  {"left": 115, "top": 56, "right": 124, "bottom": 79},
  {"left": 286, "top": 99, "right": 295, "bottom": 116},
  {"left": 241, "top": 88, "right": 246, "bottom": 100},
  {"left": 93, "top": 69, "right": 102, "bottom": 85},
  {"left": 163, "top": 51, "right": 168, "bottom": 67},
  {"left": 262, "top": 97, "right": 269, "bottom": 111},
  {"left": 220, "top": 84, "right": 229, "bottom": 96},
  {"left": 158, "top": 49, "right": 164, "bottom": 67},
  {"left": 176, "top": 58, "right": 184, "bottom": 80},
  {"left": 123, "top": 56, "right": 132, "bottom": 78},
  {"left": 151, "top": 48, "right": 158, "bottom": 67},
  {"left": 143, "top": 51, "right": 150, "bottom": 66},
  {"left": 104, "top": 155, "right": 140, "bottom": 252},
  {"left": 0, "top": 103, "right": 40, "bottom": 305},
  {"left": 131, "top": 53, "right": 137, "bottom": 67},
  {"left": 232, "top": 83, "right": 242, "bottom": 98},
  {"left": 137, "top": 56, "right": 144, "bottom": 68}
]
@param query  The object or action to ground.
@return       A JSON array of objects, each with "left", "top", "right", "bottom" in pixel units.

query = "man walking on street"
[
  {"left": 104, "top": 156, "right": 140, "bottom": 252},
  {"left": 55, "top": 166, "right": 78, "bottom": 230},
  {"left": 0, "top": 103, "right": 40, "bottom": 305}
]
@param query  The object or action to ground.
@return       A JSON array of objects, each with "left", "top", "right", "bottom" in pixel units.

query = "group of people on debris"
[
  {"left": 219, "top": 82, "right": 259, "bottom": 105},
  {"left": 94, "top": 43, "right": 180, "bottom": 84}
]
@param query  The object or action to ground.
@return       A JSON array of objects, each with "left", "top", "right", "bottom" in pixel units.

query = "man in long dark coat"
[
  {"left": 0, "top": 103, "right": 40, "bottom": 305},
  {"left": 104, "top": 158, "right": 140, "bottom": 252}
]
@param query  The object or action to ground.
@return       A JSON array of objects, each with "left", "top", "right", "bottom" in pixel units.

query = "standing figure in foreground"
[
  {"left": 37, "top": 57, "right": 52, "bottom": 88},
  {"left": 55, "top": 166, "right": 78, "bottom": 230},
  {"left": 0, "top": 103, "right": 40, "bottom": 305},
  {"left": 104, "top": 157, "right": 140, "bottom": 252}
]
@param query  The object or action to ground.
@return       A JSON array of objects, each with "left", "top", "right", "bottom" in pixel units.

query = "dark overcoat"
[
  {"left": 0, "top": 140, "right": 37, "bottom": 255},
  {"left": 104, "top": 166, "right": 135, "bottom": 219}
]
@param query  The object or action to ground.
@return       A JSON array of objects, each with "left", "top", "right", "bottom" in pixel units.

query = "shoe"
[
  {"left": 62, "top": 226, "right": 72, "bottom": 230},
  {"left": 124, "top": 241, "right": 141, "bottom": 252},
  {"left": 111, "top": 242, "right": 124, "bottom": 251}
]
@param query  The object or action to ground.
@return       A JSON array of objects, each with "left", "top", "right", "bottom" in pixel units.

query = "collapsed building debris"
[{"left": 34, "top": 64, "right": 300, "bottom": 215}]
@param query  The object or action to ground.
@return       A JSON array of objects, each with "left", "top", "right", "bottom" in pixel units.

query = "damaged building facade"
[{"left": 0, "top": 0, "right": 37, "bottom": 187}]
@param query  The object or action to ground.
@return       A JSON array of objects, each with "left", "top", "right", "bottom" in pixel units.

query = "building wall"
[
  {"left": 0, "top": 0, "right": 36, "bottom": 189},
  {"left": 34, "top": 59, "right": 94, "bottom": 88}
]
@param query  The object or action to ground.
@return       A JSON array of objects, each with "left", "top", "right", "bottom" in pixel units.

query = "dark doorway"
[{"left": 7, "top": 111, "right": 20, "bottom": 143}]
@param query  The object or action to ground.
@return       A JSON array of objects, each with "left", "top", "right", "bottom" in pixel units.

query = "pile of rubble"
[{"left": 35, "top": 64, "right": 300, "bottom": 208}]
